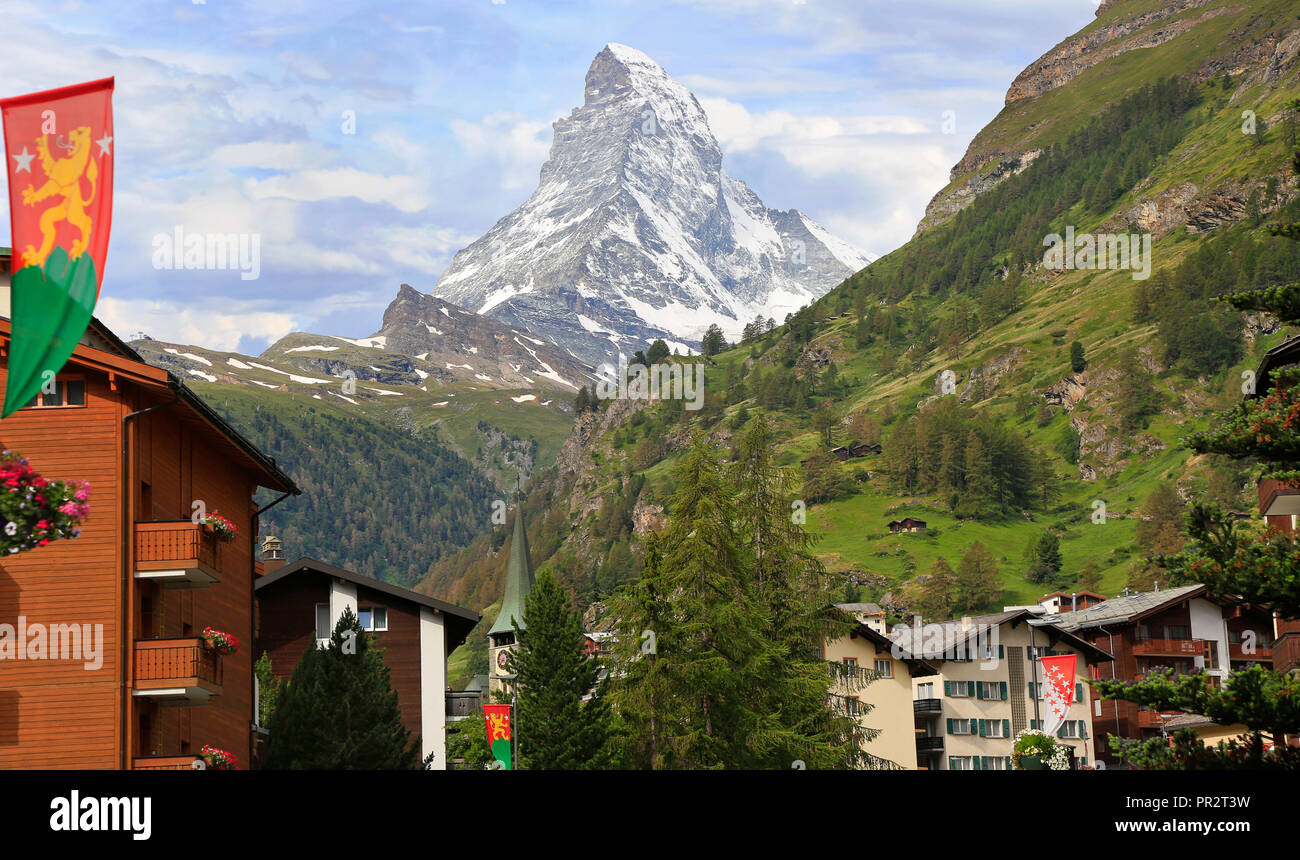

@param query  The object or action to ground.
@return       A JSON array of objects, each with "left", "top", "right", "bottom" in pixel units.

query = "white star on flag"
[
  {"left": 96, "top": 134, "right": 113, "bottom": 156},
  {"left": 12, "top": 146, "right": 34, "bottom": 172}
]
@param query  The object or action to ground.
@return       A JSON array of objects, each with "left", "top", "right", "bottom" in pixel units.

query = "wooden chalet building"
[
  {"left": 1049, "top": 584, "right": 1276, "bottom": 767},
  {"left": 0, "top": 292, "right": 299, "bottom": 769},
  {"left": 887, "top": 517, "right": 927, "bottom": 534},
  {"left": 254, "top": 555, "right": 480, "bottom": 769}
]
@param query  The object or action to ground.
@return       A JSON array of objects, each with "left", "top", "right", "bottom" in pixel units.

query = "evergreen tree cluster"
[{"left": 884, "top": 399, "right": 1056, "bottom": 517}]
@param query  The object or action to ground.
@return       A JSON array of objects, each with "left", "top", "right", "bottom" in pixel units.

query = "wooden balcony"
[
  {"left": 135, "top": 521, "right": 221, "bottom": 588},
  {"left": 133, "top": 755, "right": 203, "bottom": 770},
  {"left": 1132, "top": 637, "right": 1207, "bottom": 658},
  {"left": 133, "top": 638, "right": 222, "bottom": 704},
  {"left": 1229, "top": 642, "right": 1274, "bottom": 662}
]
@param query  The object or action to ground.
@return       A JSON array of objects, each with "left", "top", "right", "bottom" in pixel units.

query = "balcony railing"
[
  {"left": 133, "top": 637, "right": 222, "bottom": 704},
  {"left": 916, "top": 736, "right": 945, "bottom": 752},
  {"left": 913, "top": 698, "right": 942, "bottom": 715},
  {"left": 135, "top": 521, "right": 221, "bottom": 588},
  {"left": 133, "top": 755, "right": 203, "bottom": 770},
  {"left": 1132, "top": 637, "right": 1207, "bottom": 657},
  {"left": 1228, "top": 642, "right": 1274, "bottom": 662}
]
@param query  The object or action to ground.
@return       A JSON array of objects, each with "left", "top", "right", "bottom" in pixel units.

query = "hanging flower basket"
[
  {"left": 201, "top": 512, "right": 237, "bottom": 543},
  {"left": 202, "top": 626, "right": 239, "bottom": 656},
  {"left": 1012, "top": 729, "right": 1071, "bottom": 770},
  {"left": 0, "top": 450, "right": 90, "bottom": 556},
  {"left": 200, "top": 745, "right": 237, "bottom": 770}
]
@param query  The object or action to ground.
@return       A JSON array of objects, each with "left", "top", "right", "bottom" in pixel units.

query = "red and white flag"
[{"left": 1040, "top": 653, "right": 1077, "bottom": 736}]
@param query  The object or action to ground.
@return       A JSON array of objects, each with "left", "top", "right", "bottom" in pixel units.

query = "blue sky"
[{"left": 1, "top": 0, "right": 1098, "bottom": 353}]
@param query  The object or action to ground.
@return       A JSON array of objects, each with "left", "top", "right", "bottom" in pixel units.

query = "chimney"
[{"left": 261, "top": 535, "right": 286, "bottom": 574}]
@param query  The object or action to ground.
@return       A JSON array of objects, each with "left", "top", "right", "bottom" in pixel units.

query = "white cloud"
[
  {"left": 450, "top": 112, "right": 551, "bottom": 191},
  {"left": 97, "top": 297, "right": 297, "bottom": 352},
  {"left": 380, "top": 225, "right": 481, "bottom": 275},
  {"left": 243, "top": 168, "right": 432, "bottom": 213}
]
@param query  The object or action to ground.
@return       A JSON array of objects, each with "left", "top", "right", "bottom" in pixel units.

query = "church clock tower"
[{"left": 488, "top": 501, "right": 535, "bottom": 696}]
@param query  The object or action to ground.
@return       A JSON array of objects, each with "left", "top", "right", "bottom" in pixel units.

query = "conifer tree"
[
  {"left": 610, "top": 417, "right": 878, "bottom": 768},
  {"left": 506, "top": 571, "right": 614, "bottom": 769},
  {"left": 264, "top": 608, "right": 422, "bottom": 769}
]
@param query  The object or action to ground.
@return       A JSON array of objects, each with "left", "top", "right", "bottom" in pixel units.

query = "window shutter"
[
  {"left": 1028, "top": 682, "right": 1034, "bottom": 698},
  {"left": 974, "top": 683, "right": 982, "bottom": 700},
  {"left": 947, "top": 718, "right": 954, "bottom": 735},
  {"left": 981, "top": 756, "right": 989, "bottom": 770},
  {"left": 1003, "top": 719, "right": 1010, "bottom": 738},
  {"left": 973, "top": 756, "right": 981, "bottom": 770},
  {"left": 944, "top": 680, "right": 951, "bottom": 697},
  {"left": 999, "top": 645, "right": 1005, "bottom": 658},
  {"left": 979, "top": 719, "right": 986, "bottom": 737},
  {"left": 948, "top": 756, "right": 955, "bottom": 771},
  {"left": 1079, "top": 720, "right": 1088, "bottom": 739},
  {"left": 1076, "top": 683, "right": 1083, "bottom": 702},
  {"left": 1005, "top": 756, "right": 1012, "bottom": 769},
  {"left": 1057, "top": 722, "right": 1066, "bottom": 738},
  {"left": 1000, "top": 681, "right": 1007, "bottom": 700}
]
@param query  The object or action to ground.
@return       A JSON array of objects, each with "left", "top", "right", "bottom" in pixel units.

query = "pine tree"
[
  {"left": 264, "top": 608, "right": 423, "bottom": 769},
  {"left": 506, "top": 571, "right": 613, "bottom": 769},
  {"left": 1069, "top": 340, "right": 1086, "bottom": 373},
  {"left": 609, "top": 417, "right": 874, "bottom": 768},
  {"left": 913, "top": 558, "right": 958, "bottom": 620},
  {"left": 954, "top": 542, "right": 999, "bottom": 613}
]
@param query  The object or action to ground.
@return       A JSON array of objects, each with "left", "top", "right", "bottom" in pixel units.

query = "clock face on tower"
[{"left": 497, "top": 650, "right": 509, "bottom": 669}]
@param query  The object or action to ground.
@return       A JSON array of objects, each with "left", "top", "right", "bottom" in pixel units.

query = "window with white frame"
[
  {"left": 985, "top": 721, "right": 1006, "bottom": 738},
  {"left": 874, "top": 659, "right": 892, "bottom": 678},
  {"left": 315, "top": 603, "right": 330, "bottom": 640},
  {"left": 917, "top": 682, "right": 935, "bottom": 699},
  {"left": 950, "top": 680, "right": 973, "bottom": 697},
  {"left": 358, "top": 606, "right": 388, "bottom": 632},
  {"left": 980, "top": 681, "right": 1001, "bottom": 699},
  {"left": 983, "top": 756, "right": 1007, "bottom": 770},
  {"left": 949, "top": 756, "right": 973, "bottom": 771},
  {"left": 951, "top": 719, "right": 973, "bottom": 735},
  {"left": 1059, "top": 722, "right": 1080, "bottom": 738}
]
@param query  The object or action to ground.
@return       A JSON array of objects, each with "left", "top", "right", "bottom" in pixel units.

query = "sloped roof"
[
  {"left": 835, "top": 602, "right": 885, "bottom": 616},
  {"left": 489, "top": 505, "right": 536, "bottom": 636},
  {"left": 256, "top": 555, "right": 481, "bottom": 648},
  {"left": 1049, "top": 584, "right": 1205, "bottom": 631},
  {"left": 924, "top": 608, "right": 1113, "bottom": 663}
]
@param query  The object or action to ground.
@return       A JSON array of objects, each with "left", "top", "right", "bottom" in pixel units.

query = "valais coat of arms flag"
[
  {"left": 1039, "top": 652, "right": 1078, "bottom": 737},
  {"left": 1, "top": 78, "right": 114, "bottom": 418}
]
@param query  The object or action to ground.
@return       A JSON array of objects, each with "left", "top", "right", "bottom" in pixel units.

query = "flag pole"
[{"left": 1030, "top": 621, "right": 1041, "bottom": 726}]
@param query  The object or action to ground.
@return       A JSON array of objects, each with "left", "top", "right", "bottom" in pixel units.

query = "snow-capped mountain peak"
[{"left": 434, "top": 44, "right": 872, "bottom": 365}]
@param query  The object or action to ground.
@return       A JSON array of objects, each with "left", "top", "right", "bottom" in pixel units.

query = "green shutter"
[
  {"left": 1005, "top": 756, "right": 1012, "bottom": 769},
  {"left": 1079, "top": 720, "right": 1088, "bottom": 739},
  {"left": 1000, "top": 681, "right": 1007, "bottom": 700},
  {"left": 979, "top": 719, "right": 987, "bottom": 737},
  {"left": 944, "top": 680, "right": 951, "bottom": 696},
  {"left": 1003, "top": 719, "right": 1010, "bottom": 738},
  {"left": 999, "top": 645, "right": 1005, "bottom": 658},
  {"left": 981, "top": 756, "right": 989, "bottom": 770},
  {"left": 974, "top": 683, "right": 982, "bottom": 700},
  {"left": 1076, "top": 683, "right": 1083, "bottom": 702},
  {"left": 947, "top": 718, "right": 954, "bottom": 735},
  {"left": 973, "top": 755, "right": 981, "bottom": 770}
]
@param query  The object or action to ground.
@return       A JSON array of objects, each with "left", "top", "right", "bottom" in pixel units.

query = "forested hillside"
[{"left": 423, "top": 0, "right": 1300, "bottom": 687}]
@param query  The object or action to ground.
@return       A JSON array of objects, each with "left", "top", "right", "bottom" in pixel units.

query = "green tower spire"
[{"left": 489, "top": 502, "right": 535, "bottom": 636}]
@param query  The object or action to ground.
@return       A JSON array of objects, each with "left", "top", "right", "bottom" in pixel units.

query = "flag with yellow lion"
[{"left": 1, "top": 78, "right": 114, "bottom": 418}]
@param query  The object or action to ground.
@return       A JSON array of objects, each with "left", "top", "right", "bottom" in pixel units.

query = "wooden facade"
[
  {"left": 254, "top": 556, "right": 479, "bottom": 766},
  {"left": 0, "top": 311, "right": 296, "bottom": 769}
]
